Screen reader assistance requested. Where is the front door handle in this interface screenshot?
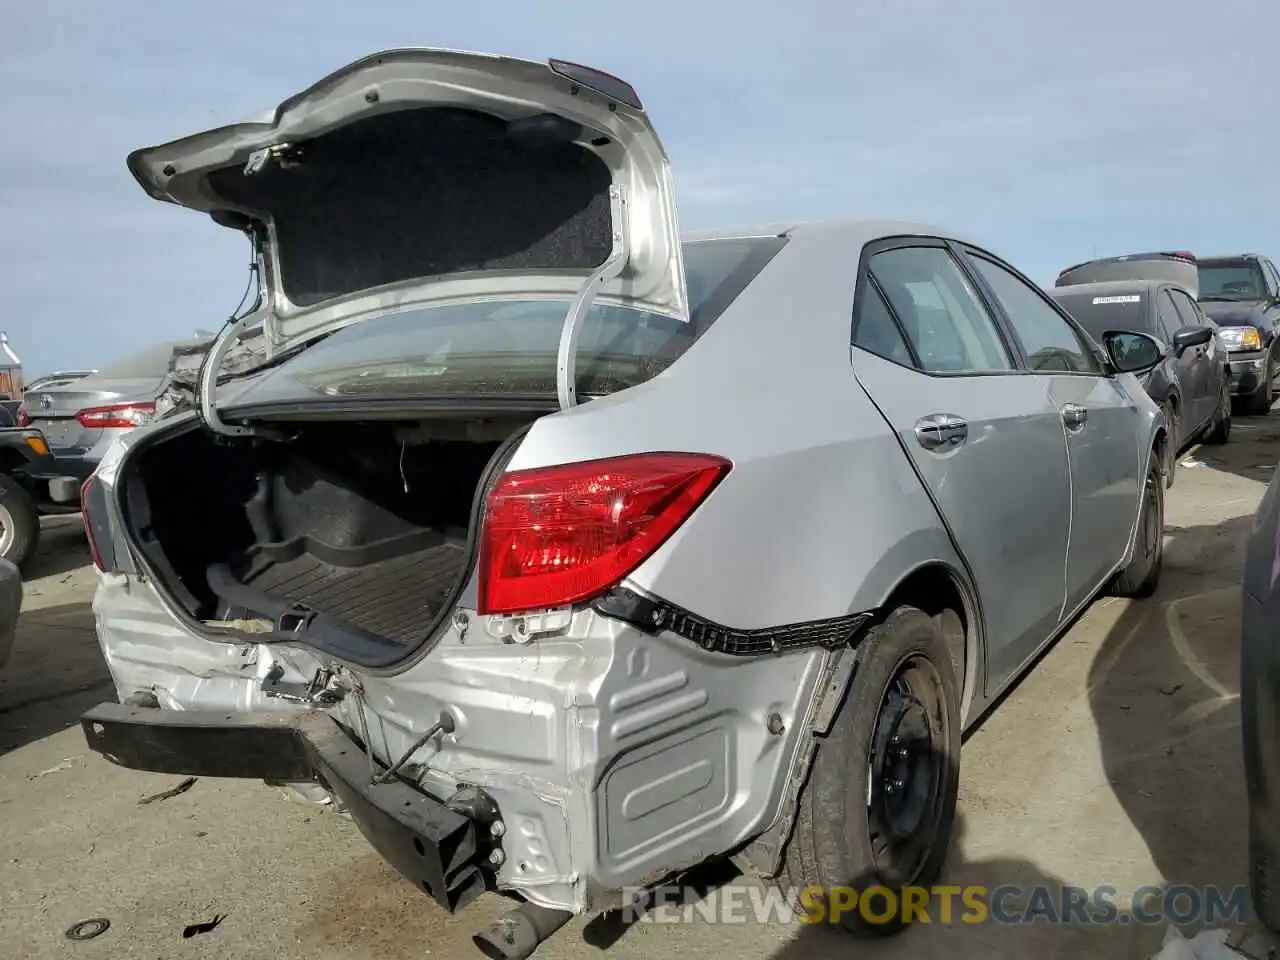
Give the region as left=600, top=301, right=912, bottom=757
left=1062, top=403, right=1088, bottom=430
left=914, top=414, right=969, bottom=451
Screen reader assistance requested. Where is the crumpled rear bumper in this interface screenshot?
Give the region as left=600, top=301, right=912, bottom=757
left=89, top=573, right=838, bottom=915
left=81, top=701, right=495, bottom=912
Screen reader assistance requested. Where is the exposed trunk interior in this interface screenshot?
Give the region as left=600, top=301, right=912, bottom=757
left=122, top=416, right=537, bottom=663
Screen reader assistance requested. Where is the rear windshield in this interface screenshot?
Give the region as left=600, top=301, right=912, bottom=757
left=1198, top=260, right=1265, bottom=301
left=255, top=236, right=786, bottom=400
left=1048, top=291, right=1152, bottom=342
left=1056, top=255, right=1196, bottom=293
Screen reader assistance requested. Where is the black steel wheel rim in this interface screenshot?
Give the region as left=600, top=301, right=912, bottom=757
left=866, top=653, right=948, bottom=885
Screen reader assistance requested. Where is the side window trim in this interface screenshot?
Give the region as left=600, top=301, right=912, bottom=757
left=954, top=243, right=1106, bottom=379
left=867, top=272, right=923, bottom=368
left=853, top=235, right=1020, bottom=379
left=1156, top=289, right=1183, bottom=340
left=1167, top=287, right=1203, bottom=328
left=850, top=273, right=922, bottom=370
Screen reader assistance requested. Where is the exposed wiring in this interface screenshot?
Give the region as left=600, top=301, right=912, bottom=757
left=194, top=229, right=261, bottom=399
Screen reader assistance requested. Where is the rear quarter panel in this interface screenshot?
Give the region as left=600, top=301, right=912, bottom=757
left=506, top=225, right=966, bottom=631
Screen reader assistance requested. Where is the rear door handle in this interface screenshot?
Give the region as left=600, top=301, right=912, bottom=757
left=1062, top=403, right=1088, bottom=430
left=914, top=414, right=968, bottom=451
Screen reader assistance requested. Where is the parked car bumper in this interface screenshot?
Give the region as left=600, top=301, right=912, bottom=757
left=18, top=452, right=103, bottom=505
left=81, top=572, right=834, bottom=914
left=1230, top=352, right=1270, bottom=396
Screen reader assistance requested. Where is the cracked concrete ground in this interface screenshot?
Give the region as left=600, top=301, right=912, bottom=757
left=2, top=417, right=1279, bottom=960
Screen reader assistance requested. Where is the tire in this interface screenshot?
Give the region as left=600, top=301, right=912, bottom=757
left=1203, top=383, right=1232, bottom=445
left=1251, top=816, right=1280, bottom=932
left=0, top=473, right=39, bottom=572
left=1159, top=402, right=1178, bottom=489
left=779, top=606, right=961, bottom=936
left=1110, top=457, right=1163, bottom=599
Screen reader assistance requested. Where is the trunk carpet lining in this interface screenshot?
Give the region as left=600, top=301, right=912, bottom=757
left=241, top=542, right=468, bottom=646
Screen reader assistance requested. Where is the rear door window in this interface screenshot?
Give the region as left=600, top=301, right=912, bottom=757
left=1156, top=291, right=1183, bottom=341
left=1167, top=288, right=1206, bottom=329
left=866, top=246, right=1014, bottom=374
left=852, top=281, right=915, bottom=367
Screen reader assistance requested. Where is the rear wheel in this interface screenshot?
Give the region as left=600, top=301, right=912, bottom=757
left=779, top=606, right=960, bottom=936
left=1109, top=457, right=1163, bottom=599
left=0, top=473, right=39, bottom=572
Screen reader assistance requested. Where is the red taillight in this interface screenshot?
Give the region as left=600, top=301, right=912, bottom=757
left=477, top=452, right=731, bottom=616
left=15, top=406, right=29, bottom=427
left=75, top=402, right=155, bottom=429
left=81, top=475, right=107, bottom=572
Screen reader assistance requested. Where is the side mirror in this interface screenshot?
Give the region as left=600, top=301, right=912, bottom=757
left=1171, top=325, right=1213, bottom=355
left=1102, top=330, right=1164, bottom=375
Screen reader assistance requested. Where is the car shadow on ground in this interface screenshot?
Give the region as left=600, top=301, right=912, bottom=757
left=1086, top=511, right=1255, bottom=936
left=761, top=816, right=1161, bottom=959
left=0, top=600, right=109, bottom=757
left=1182, top=412, right=1280, bottom=486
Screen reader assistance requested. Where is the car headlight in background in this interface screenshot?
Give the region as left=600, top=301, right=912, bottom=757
left=1218, top=326, right=1264, bottom=351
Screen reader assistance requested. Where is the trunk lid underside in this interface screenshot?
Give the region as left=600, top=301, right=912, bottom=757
left=126, top=48, right=689, bottom=354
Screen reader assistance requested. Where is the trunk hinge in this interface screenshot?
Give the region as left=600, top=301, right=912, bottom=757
left=198, top=228, right=267, bottom=437
left=556, top=185, right=629, bottom=411
left=198, top=313, right=260, bottom=437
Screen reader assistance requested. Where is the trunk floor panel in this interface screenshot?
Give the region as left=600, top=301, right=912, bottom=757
left=241, top=542, right=467, bottom=646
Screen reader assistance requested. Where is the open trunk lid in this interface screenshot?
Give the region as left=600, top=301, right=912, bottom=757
left=1055, top=252, right=1200, bottom=299
left=127, top=49, right=688, bottom=359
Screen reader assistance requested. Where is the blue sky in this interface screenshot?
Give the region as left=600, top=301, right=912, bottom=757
left=1, top=0, right=1272, bottom=378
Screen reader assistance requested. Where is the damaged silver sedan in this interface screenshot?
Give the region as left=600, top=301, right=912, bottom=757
left=80, top=48, right=1170, bottom=958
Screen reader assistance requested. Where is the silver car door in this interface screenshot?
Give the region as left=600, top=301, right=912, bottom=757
left=849, top=239, right=1072, bottom=694
left=963, top=248, right=1143, bottom=616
